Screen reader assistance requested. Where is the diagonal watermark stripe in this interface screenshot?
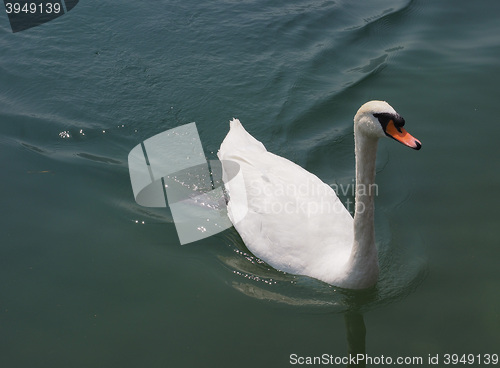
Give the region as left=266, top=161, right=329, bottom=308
left=128, top=123, right=246, bottom=245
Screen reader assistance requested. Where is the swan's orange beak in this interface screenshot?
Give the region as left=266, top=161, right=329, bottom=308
left=385, top=120, right=421, bottom=150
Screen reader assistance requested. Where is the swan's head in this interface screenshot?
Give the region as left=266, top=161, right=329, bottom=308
left=354, top=100, right=421, bottom=150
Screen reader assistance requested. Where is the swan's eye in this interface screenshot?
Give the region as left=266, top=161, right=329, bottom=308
left=373, top=113, right=393, bottom=128
left=373, top=113, right=405, bottom=133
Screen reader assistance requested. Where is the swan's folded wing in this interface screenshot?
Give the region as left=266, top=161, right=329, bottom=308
left=219, top=121, right=354, bottom=285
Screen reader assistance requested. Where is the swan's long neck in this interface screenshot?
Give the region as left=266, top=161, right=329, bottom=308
left=347, top=127, right=379, bottom=287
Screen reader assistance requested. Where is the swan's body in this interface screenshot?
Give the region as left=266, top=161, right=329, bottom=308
left=218, top=101, right=421, bottom=289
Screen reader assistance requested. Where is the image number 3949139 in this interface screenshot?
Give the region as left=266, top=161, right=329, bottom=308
left=3, top=0, right=79, bottom=33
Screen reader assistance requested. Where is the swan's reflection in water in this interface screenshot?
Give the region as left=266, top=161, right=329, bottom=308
left=231, top=280, right=371, bottom=367
left=345, top=312, right=366, bottom=368
left=218, top=231, right=427, bottom=367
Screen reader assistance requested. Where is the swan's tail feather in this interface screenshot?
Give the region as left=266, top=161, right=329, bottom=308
left=219, top=118, right=267, bottom=160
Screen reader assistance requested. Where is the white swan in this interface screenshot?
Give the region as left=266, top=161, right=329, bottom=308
left=218, top=101, right=421, bottom=289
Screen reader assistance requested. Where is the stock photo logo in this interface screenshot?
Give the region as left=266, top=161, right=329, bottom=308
left=128, top=123, right=247, bottom=245
left=4, top=0, right=79, bottom=33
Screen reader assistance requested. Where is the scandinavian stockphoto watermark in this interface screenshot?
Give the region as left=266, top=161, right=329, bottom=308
left=289, top=353, right=499, bottom=366
left=290, top=353, right=424, bottom=366
left=128, top=123, right=377, bottom=244
left=246, top=178, right=377, bottom=217
left=3, top=0, right=79, bottom=33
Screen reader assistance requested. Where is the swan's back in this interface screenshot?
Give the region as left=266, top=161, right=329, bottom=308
left=218, top=119, right=354, bottom=285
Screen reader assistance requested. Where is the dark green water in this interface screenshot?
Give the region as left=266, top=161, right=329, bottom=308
left=1, top=1, right=499, bottom=367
